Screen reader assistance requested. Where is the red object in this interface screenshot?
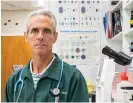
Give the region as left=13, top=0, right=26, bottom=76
left=107, top=24, right=111, bottom=38
left=121, top=68, right=128, bottom=81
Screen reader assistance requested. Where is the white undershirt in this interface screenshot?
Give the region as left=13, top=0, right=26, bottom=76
left=30, top=55, right=55, bottom=89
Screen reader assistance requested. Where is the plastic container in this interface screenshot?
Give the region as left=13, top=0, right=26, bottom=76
left=115, top=68, right=133, bottom=102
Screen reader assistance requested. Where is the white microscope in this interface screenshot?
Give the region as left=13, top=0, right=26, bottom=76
left=96, top=46, right=133, bottom=102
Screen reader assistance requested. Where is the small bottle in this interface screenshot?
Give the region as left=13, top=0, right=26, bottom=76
left=130, top=11, right=133, bottom=28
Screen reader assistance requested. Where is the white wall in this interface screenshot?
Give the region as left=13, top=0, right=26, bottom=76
left=1, top=11, right=31, bottom=35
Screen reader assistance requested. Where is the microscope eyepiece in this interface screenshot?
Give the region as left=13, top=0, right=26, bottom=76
left=102, top=46, right=132, bottom=66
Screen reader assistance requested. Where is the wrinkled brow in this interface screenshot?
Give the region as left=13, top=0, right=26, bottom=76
left=28, top=27, right=52, bottom=33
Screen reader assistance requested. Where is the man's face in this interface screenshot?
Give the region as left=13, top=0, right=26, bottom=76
left=24, top=15, right=58, bottom=55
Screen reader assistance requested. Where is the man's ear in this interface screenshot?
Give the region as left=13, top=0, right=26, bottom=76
left=24, top=32, right=28, bottom=43
left=53, top=32, right=58, bottom=44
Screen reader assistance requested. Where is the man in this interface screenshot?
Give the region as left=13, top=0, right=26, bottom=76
left=4, top=9, right=89, bottom=102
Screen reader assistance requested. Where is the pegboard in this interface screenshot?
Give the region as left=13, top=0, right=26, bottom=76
left=57, top=0, right=101, bottom=30
left=57, top=31, right=101, bottom=65
left=51, top=0, right=102, bottom=64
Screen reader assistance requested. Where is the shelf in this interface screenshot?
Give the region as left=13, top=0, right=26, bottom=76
left=110, top=31, right=122, bottom=42
left=112, top=0, right=122, bottom=12
left=124, top=0, right=133, bottom=10
left=124, top=28, right=133, bottom=36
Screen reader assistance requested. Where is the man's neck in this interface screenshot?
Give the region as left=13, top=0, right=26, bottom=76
left=32, top=53, right=54, bottom=74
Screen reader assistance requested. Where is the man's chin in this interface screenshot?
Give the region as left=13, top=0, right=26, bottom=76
left=34, top=51, right=47, bottom=56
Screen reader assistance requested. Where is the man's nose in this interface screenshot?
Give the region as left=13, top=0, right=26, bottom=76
left=37, top=31, right=44, bottom=40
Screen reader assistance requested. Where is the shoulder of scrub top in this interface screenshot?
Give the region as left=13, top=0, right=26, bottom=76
left=5, top=69, right=22, bottom=88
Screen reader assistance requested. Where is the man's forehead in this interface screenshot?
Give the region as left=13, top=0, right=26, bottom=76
left=28, top=15, right=53, bottom=30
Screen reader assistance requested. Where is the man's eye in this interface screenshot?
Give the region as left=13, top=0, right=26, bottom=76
left=44, top=30, right=51, bottom=34
left=32, top=29, right=38, bottom=33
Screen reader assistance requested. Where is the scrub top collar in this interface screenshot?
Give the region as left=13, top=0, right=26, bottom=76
left=30, top=54, right=56, bottom=77
left=21, top=54, right=62, bottom=82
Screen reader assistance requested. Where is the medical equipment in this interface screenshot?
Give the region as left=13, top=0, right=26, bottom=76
left=14, top=60, right=64, bottom=102
left=102, top=46, right=132, bottom=66
left=115, top=68, right=133, bottom=102
left=96, top=46, right=133, bottom=102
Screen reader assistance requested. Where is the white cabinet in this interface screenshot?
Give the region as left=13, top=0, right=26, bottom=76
left=107, top=0, right=133, bottom=55
left=123, top=0, right=133, bottom=55
left=106, top=0, right=123, bottom=51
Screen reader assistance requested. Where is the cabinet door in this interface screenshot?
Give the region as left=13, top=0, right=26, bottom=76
left=1, top=36, right=31, bottom=101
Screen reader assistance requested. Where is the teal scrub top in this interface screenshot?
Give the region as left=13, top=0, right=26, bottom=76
left=4, top=54, right=89, bottom=102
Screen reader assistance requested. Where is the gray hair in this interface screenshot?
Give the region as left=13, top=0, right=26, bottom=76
left=25, top=9, right=57, bottom=33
